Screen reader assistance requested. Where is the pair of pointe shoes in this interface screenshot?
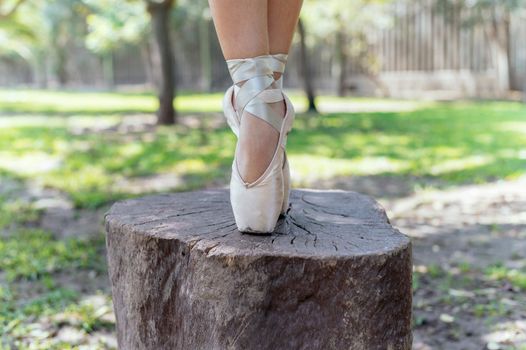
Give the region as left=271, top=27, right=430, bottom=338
left=222, top=54, right=294, bottom=234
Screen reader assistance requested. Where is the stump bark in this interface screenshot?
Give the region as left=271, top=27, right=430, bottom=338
left=104, top=188, right=413, bottom=350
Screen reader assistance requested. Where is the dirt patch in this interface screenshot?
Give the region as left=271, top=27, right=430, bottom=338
left=2, top=174, right=525, bottom=349
left=380, top=177, right=526, bottom=349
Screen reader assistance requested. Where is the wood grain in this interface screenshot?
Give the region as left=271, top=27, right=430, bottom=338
left=105, top=188, right=413, bottom=350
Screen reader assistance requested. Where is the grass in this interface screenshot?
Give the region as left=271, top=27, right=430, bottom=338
left=0, top=229, right=106, bottom=282
left=1, top=285, right=114, bottom=349
left=484, top=262, right=526, bottom=290
left=0, top=197, right=39, bottom=231
left=412, top=262, right=522, bottom=333
left=1, top=89, right=525, bottom=208
left=0, top=89, right=525, bottom=347
left=0, top=187, right=110, bottom=349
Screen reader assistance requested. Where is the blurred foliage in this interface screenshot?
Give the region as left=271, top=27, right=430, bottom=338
left=0, top=0, right=210, bottom=57
left=0, top=0, right=399, bottom=85
left=84, top=0, right=149, bottom=54
left=0, top=0, right=211, bottom=89
left=300, top=0, right=395, bottom=78
left=301, top=0, right=393, bottom=43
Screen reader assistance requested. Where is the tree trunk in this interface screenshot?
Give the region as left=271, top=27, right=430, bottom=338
left=140, top=41, right=156, bottom=90
left=102, top=51, right=114, bottom=88
left=32, top=51, right=48, bottom=88
left=105, top=188, right=413, bottom=349
left=147, top=0, right=176, bottom=125
left=297, top=18, right=318, bottom=113
left=51, top=39, right=68, bottom=87
left=502, top=10, right=517, bottom=91
left=336, top=30, right=348, bottom=97
left=199, top=18, right=212, bottom=92
left=487, top=6, right=510, bottom=95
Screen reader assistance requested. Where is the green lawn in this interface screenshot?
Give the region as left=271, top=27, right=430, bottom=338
left=0, top=89, right=525, bottom=348
left=0, top=89, right=524, bottom=208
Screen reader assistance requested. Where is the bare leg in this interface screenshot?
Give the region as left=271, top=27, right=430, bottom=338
left=268, top=0, right=303, bottom=81
left=209, top=0, right=302, bottom=183
left=209, top=0, right=278, bottom=183
left=208, top=0, right=268, bottom=59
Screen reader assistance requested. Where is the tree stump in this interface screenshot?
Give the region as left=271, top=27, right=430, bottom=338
left=104, top=189, right=413, bottom=350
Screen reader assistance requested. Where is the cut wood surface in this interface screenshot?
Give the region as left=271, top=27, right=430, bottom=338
left=105, top=188, right=413, bottom=350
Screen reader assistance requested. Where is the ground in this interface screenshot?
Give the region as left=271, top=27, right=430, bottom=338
left=0, top=89, right=525, bottom=349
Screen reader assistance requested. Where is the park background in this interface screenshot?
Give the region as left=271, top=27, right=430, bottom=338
left=1, top=0, right=526, bottom=349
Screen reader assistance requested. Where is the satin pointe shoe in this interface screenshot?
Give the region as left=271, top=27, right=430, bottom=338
left=222, top=54, right=292, bottom=216
left=224, top=55, right=295, bottom=234
left=267, top=54, right=291, bottom=216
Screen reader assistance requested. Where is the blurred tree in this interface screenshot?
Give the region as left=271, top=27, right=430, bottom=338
left=85, top=0, right=177, bottom=124
left=301, top=0, right=393, bottom=97
left=84, top=0, right=149, bottom=87
left=297, top=18, right=317, bottom=112
left=438, top=0, right=526, bottom=93
left=0, top=0, right=26, bottom=18
left=45, top=0, right=89, bottom=85
left=146, top=0, right=176, bottom=125
left=0, top=11, right=35, bottom=60
left=172, top=0, right=213, bottom=92
left=0, top=0, right=88, bottom=87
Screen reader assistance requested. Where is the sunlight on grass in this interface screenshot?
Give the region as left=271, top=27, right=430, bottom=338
left=0, top=182, right=113, bottom=349
left=0, top=229, right=105, bottom=281
left=1, top=90, right=525, bottom=349
left=429, top=155, right=495, bottom=175
left=499, top=121, right=526, bottom=134
left=308, top=95, right=430, bottom=113
left=0, top=89, right=157, bottom=113
left=482, top=320, right=526, bottom=347
left=290, top=154, right=409, bottom=183
left=0, top=90, right=525, bottom=208
left=1, top=286, right=114, bottom=349
left=0, top=88, right=430, bottom=115
left=484, top=263, right=526, bottom=290
left=0, top=195, right=39, bottom=230
left=0, top=152, right=61, bottom=175
left=0, top=89, right=222, bottom=114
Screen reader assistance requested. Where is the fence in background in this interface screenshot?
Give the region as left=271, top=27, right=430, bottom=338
left=365, top=1, right=526, bottom=97
left=1, top=1, right=525, bottom=99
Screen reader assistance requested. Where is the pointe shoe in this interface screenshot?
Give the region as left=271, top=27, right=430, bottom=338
left=224, top=55, right=295, bottom=234
left=222, top=54, right=291, bottom=216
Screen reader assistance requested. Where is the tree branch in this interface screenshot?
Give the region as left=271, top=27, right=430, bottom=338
left=0, top=0, right=26, bottom=19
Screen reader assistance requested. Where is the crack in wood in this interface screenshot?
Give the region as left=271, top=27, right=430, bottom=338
left=197, top=221, right=237, bottom=236
left=290, top=216, right=318, bottom=247
left=300, top=193, right=323, bottom=207
left=187, top=238, right=203, bottom=250
left=165, top=208, right=221, bottom=218
left=132, top=217, right=166, bottom=226
left=105, top=189, right=413, bottom=348
left=204, top=242, right=221, bottom=256
left=191, top=218, right=233, bottom=232
left=297, top=292, right=316, bottom=304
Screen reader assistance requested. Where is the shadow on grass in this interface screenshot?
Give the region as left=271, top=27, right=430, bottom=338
left=0, top=99, right=524, bottom=208
left=289, top=103, right=526, bottom=184
left=1, top=97, right=525, bottom=348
